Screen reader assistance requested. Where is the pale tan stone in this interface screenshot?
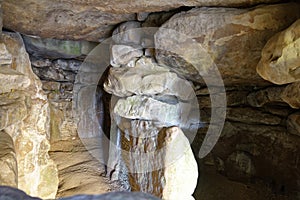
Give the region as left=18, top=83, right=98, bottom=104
left=1, top=32, right=58, bottom=199
left=105, top=57, right=195, bottom=101
left=0, top=67, right=31, bottom=94
left=0, top=131, right=17, bottom=187
left=163, top=127, right=198, bottom=200
left=257, top=19, right=300, bottom=84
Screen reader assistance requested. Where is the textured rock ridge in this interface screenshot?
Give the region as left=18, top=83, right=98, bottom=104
left=257, top=19, right=300, bottom=85
left=0, top=131, right=17, bottom=187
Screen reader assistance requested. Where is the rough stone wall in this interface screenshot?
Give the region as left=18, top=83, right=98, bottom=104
left=30, top=56, right=81, bottom=142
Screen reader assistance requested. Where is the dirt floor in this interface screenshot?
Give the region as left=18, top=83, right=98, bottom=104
left=49, top=138, right=298, bottom=199
left=194, top=164, right=299, bottom=200
left=49, top=138, right=124, bottom=198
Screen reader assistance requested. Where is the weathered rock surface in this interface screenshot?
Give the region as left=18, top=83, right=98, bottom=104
left=105, top=57, right=194, bottom=101
left=0, top=100, right=27, bottom=130
left=281, top=82, right=300, bottom=109
left=118, top=119, right=164, bottom=197
left=155, top=3, right=300, bottom=86
left=110, top=45, right=143, bottom=67
left=246, top=87, right=285, bottom=107
left=114, top=95, right=192, bottom=127
left=163, top=127, right=198, bottom=200
left=0, top=43, right=12, bottom=65
left=226, top=107, right=282, bottom=125
left=23, top=35, right=98, bottom=59
left=2, top=0, right=285, bottom=16
left=117, top=119, right=198, bottom=199
left=2, top=1, right=287, bottom=41
left=112, top=21, right=142, bottom=46
left=287, top=112, right=300, bottom=137
left=0, top=131, right=17, bottom=187
left=0, top=32, right=59, bottom=199
left=257, top=19, right=300, bottom=85
left=2, top=1, right=135, bottom=41
left=0, top=67, right=31, bottom=93
left=49, top=139, right=114, bottom=198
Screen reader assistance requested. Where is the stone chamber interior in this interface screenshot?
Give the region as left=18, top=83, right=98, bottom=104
left=0, top=0, right=300, bottom=200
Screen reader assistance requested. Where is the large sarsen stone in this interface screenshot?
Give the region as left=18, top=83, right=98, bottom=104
left=155, top=3, right=300, bottom=86
left=257, top=19, right=300, bottom=85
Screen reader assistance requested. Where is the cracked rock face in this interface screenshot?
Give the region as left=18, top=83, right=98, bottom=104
left=257, top=19, right=300, bottom=85
left=105, top=57, right=195, bottom=101
left=155, top=3, right=300, bottom=86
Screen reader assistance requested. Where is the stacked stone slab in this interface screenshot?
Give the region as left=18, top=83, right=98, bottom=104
left=105, top=23, right=199, bottom=199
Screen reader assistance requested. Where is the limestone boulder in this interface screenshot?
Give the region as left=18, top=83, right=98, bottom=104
left=281, top=82, right=300, bottom=109
left=163, top=127, right=198, bottom=200
left=2, top=1, right=286, bottom=41
left=104, top=57, right=195, bottom=101
left=2, top=1, right=135, bottom=41
left=155, top=3, right=300, bottom=86
left=110, top=45, right=143, bottom=67
left=0, top=32, right=58, bottom=199
left=0, top=131, right=17, bottom=187
left=113, top=95, right=194, bottom=127
left=257, top=20, right=300, bottom=85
